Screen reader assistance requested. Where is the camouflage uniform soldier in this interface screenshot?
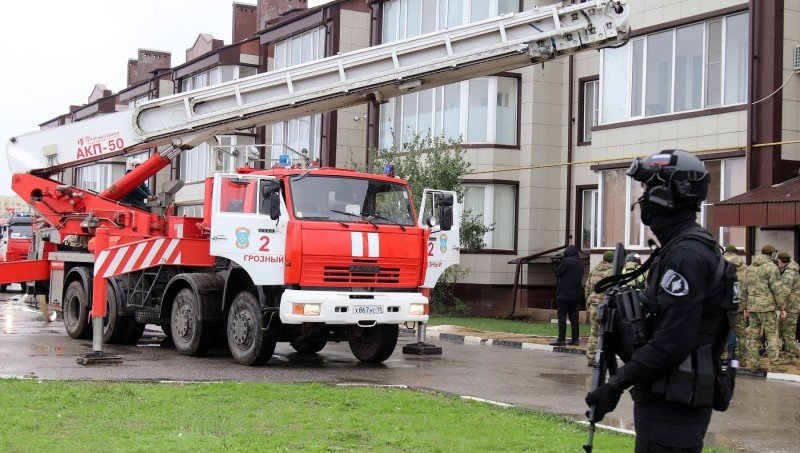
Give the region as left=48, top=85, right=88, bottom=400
left=622, top=253, right=646, bottom=288
left=776, top=251, right=799, bottom=362
left=585, top=251, right=614, bottom=366
left=723, top=245, right=749, bottom=360
left=740, top=245, right=785, bottom=371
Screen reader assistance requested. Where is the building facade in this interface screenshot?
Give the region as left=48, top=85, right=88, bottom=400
left=34, top=0, right=800, bottom=318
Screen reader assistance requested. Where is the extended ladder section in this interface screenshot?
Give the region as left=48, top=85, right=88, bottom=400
left=5, top=0, right=629, bottom=174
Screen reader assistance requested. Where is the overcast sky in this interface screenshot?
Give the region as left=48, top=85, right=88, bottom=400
left=0, top=0, right=330, bottom=196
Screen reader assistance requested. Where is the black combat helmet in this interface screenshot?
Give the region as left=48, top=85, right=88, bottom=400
left=627, top=150, right=710, bottom=224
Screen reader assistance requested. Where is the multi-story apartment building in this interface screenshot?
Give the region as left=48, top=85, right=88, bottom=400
left=32, top=0, right=799, bottom=319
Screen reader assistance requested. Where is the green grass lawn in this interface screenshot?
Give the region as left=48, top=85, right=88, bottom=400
left=0, top=379, right=633, bottom=452
left=428, top=316, right=591, bottom=338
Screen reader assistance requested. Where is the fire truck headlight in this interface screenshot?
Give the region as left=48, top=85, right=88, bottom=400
left=410, top=303, right=428, bottom=316
left=293, top=303, right=321, bottom=316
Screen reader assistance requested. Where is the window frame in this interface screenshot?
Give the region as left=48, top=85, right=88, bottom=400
left=599, top=11, right=748, bottom=125
left=577, top=76, right=599, bottom=146
left=177, top=65, right=258, bottom=92
left=382, top=0, right=518, bottom=44
left=379, top=75, right=520, bottom=151
left=595, top=156, right=747, bottom=250
left=461, top=180, right=518, bottom=254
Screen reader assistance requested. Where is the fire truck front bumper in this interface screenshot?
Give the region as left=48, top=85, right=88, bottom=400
left=279, top=290, right=429, bottom=325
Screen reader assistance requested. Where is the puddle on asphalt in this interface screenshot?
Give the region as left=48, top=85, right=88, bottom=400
left=3, top=299, right=17, bottom=334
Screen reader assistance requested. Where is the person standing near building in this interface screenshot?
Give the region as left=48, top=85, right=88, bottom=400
left=585, top=250, right=614, bottom=366
left=551, top=245, right=584, bottom=347
left=723, top=245, right=749, bottom=361
left=776, top=251, right=799, bottom=363
left=740, top=245, right=786, bottom=372
left=622, top=253, right=646, bottom=288
left=585, top=150, right=730, bottom=451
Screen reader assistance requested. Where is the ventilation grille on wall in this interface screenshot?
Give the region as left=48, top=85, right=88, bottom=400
left=795, top=45, right=800, bottom=71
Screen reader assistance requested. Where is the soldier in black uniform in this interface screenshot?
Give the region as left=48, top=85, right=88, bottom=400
left=585, top=150, right=729, bottom=452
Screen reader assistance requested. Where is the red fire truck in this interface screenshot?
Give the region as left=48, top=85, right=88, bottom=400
left=1, top=1, right=629, bottom=364
left=0, top=214, right=34, bottom=292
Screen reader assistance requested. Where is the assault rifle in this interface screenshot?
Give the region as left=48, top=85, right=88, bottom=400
left=583, top=242, right=626, bottom=453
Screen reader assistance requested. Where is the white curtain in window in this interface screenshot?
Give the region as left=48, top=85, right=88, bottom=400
left=645, top=31, right=673, bottom=116
left=674, top=24, right=704, bottom=112
left=601, top=46, right=629, bottom=123
left=724, top=13, right=749, bottom=105
left=492, top=185, right=515, bottom=250
left=496, top=77, right=517, bottom=145
left=467, top=79, right=489, bottom=142
left=705, top=19, right=723, bottom=107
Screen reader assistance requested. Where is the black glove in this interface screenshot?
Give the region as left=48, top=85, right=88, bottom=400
left=585, top=375, right=624, bottom=422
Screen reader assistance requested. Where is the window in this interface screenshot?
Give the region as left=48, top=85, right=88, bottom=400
left=271, top=114, right=323, bottom=163
left=596, top=157, right=747, bottom=249
left=379, top=76, right=518, bottom=150
left=274, top=26, right=326, bottom=70
left=127, top=94, right=150, bottom=110
left=177, top=205, right=204, bottom=217
left=382, top=0, right=517, bottom=44
left=580, top=188, right=599, bottom=250
left=179, top=143, right=210, bottom=183
left=219, top=176, right=259, bottom=214
left=463, top=183, right=516, bottom=251
left=75, top=164, right=115, bottom=192
left=600, top=12, right=748, bottom=123
left=179, top=65, right=257, bottom=92
left=579, top=79, right=599, bottom=143
left=214, top=135, right=258, bottom=172
left=289, top=176, right=415, bottom=226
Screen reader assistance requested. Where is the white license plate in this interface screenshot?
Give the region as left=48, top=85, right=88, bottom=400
left=352, top=305, right=384, bottom=315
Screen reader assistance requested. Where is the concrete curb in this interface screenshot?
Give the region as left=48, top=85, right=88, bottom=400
left=427, top=329, right=799, bottom=384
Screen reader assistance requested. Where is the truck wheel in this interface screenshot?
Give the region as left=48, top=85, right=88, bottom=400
left=122, top=322, right=146, bottom=345
left=227, top=291, right=277, bottom=366
left=103, top=286, right=130, bottom=344
left=290, top=337, right=327, bottom=354
left=63, top=281, right=91, bottom=339
left=0, top=284, right=6, bottom=293
left=170, top=288, right=212, bottom=356
left=348, top=324, right=399, bottom=363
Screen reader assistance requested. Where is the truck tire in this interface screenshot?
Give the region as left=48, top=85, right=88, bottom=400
left=122, top=322, right=146, bottom=345
left=63, top=280, right=91, bottom=339
left=227, top=291, right=277, bottom=366
left=103, top=286, right=130, bottom=344
left=170, top=288, right=212, bottom=357
left=290, top=337, right=327, bottom=354
left=0, top=284, right=6, bottom=293
left=348, top=324, right=399, bottom=363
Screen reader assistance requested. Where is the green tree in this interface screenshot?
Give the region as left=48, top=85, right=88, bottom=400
left=354, top=132, right=492, bottom=315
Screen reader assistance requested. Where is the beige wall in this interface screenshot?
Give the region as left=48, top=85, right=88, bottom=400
left=336, top=9, right=371, bottom=168
left=782, top=1, right=800, bottom=161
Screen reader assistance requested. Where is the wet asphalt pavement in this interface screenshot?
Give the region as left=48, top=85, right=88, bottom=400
left=1, top=292, right=798, bottom=452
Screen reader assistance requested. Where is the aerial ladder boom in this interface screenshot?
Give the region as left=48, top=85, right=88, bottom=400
left=5, top=0, right=629, bottom=182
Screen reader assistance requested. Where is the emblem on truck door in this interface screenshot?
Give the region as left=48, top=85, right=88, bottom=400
left=234, top=227, right=251, bottom=249
left=439, top=234, right=448, bottom=253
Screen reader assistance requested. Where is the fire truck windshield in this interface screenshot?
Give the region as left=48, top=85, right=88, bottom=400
left=290, top=176, right=414, bottom=226
left=8, top=224, right=32, bottom=238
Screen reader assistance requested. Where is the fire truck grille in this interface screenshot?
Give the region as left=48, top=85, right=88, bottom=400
left=323, top=265, right=401, bottom=284
left=301, top=257, right=419, bottom=287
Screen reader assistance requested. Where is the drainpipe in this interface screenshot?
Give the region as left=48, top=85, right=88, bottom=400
left=745, top=1, right=756, bottom=264
left=565, top=55, right=575, bottom=245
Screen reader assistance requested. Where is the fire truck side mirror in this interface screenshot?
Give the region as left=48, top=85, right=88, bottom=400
left=269, top=192, right=281, bottom=221
left=440, top=193, right=454, bottom=231
left=261, top=180, right=282, bottom=221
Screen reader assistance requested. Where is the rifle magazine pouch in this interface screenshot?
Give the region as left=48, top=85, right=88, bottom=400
left=614, top=289, right=649, bottom=362
left=653, top=345, right=715, bottom=408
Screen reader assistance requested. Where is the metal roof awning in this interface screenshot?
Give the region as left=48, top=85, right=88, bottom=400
left=711, top=176, right=800, bottom=227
